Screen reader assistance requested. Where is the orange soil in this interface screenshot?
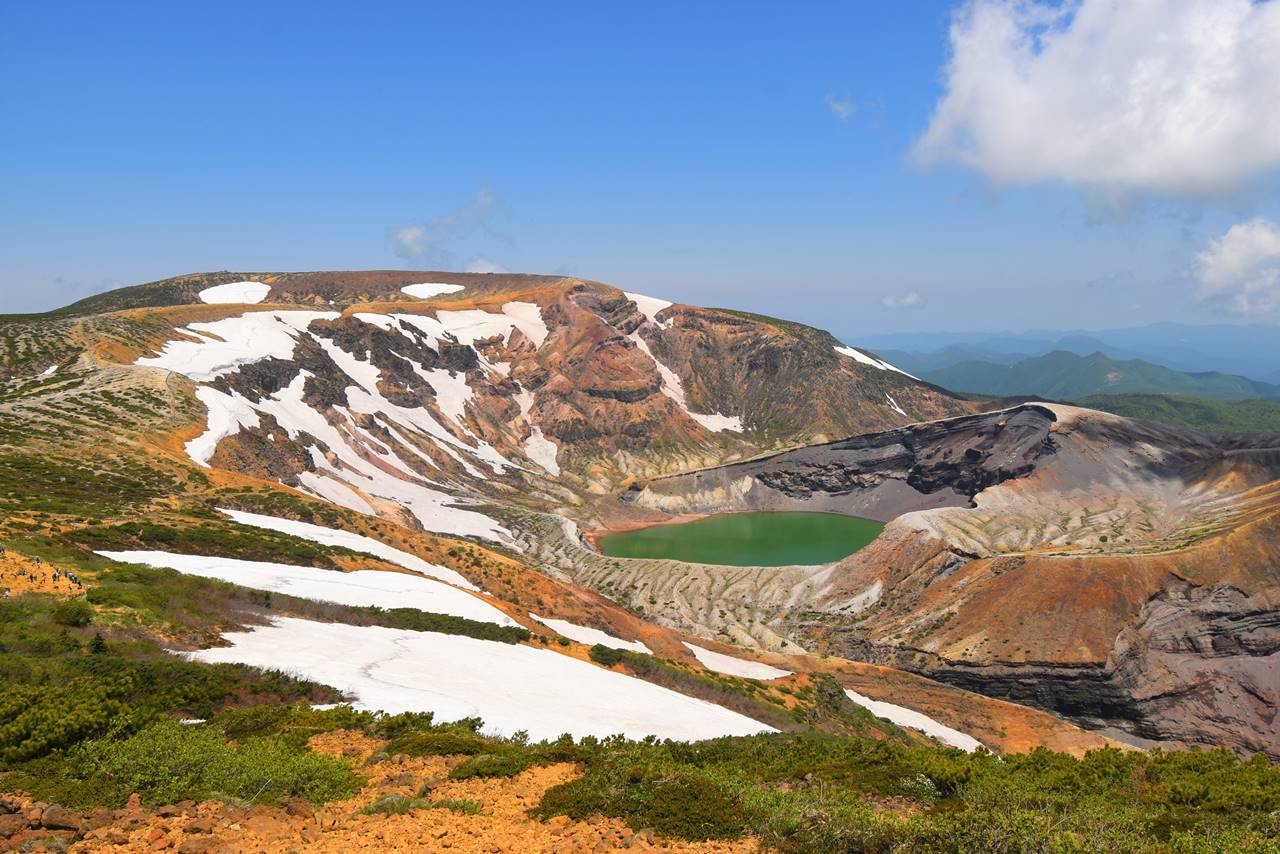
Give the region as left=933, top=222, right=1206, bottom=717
left=580, top=511, right=711, bottom=550
left=0, top=552, right=84, bottom=598
left=46, top=730, right=765, bottom=854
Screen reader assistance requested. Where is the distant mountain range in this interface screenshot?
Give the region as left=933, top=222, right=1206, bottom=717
left=913, top=350, right=1280, bottom=402
left=856, top=322, right=1280, bottom=384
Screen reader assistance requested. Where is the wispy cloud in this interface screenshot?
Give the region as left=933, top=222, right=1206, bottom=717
left=1195, top=218, right=1280, bottom=316
left=390, top=188, right=506, bottom=260
left=824, top=94, right=855, bottom=122
left=465, top=258, right=506, bottom=274
left=910, top=0, right=1280, bottom=201
left=881, top=291, right=924, bottom=310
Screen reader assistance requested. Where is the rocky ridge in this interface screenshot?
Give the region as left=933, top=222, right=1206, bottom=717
left=614, top=404, right=1280, bottom=755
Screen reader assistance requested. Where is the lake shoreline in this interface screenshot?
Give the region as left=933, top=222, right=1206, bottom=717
left=591, top=510, right=885, bottom=567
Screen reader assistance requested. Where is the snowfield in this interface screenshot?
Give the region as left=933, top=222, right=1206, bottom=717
left=625, top=291, right=673, bottom=328
left=198, top=281, right=272, bottom=304
left=530, top=613, right=651, bottom=653
left=843, top=689, right=983, bottom=752
left=834, top=345, right=917, bottom=379
left=402, top=283, right=466, bottom=299
left=191, top=617, right=775, bottom=741
left=513, top=388, right=560, bottom=475
left=218, top=508, right=477, bottom=589
left=96, top=550, right=514, bottom=626
left=436, top=302, right=549, bottom=349
left=683, top=642, right=791, bottom=680
left=295, top=471, right=375, bottom=515
left=135, top=297, right=550, bottom=540
left=138, top=311, right=337, bottom=382
left=159, top=316, right=511, bottom=539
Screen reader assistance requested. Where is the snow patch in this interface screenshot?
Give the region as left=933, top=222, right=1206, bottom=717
left=522, top=428, right=561, bottom=476
left=627, top=333, right=742, bottom=433
left=530, top=613, right=651, bottom=653
left=624, top=292, right=673, bottom=328
left=689, top=412, right=744, bottom=432
left=683, top=642, right=791, bottom=680
left=138, top=311, right=337, bottom=381
left=97, top=550, right=512, bottom=625
left=843, top=689, right=983, bottom=752
left=401, top=282, right=466, bottom=299
left=185, top=386, right=260, bottom=466
left=436, top=302, right=548, bottom=349
left=296, top=471, right=375, bottom=515
left=514, top=388, right=560, bottom=475
left=497, top=301, right=550, bottom=348
left=418, top=368, right=472, bottom=425
left=198, top=281, right=271, bottom=305
left=191, top=617, right=776, bottom=741
left=885, top=393, right=907, bottom=417
left=218, top=508, right=477, bottom=589
left=137, top=310, right=512, bottom=541
left=834, top=345, right=918, bottom=380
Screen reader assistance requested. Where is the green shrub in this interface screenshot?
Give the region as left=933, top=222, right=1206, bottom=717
left=388, top=730, right=491, bottom=758
left=588, top=644, right=625, bottom=667
left=375, top=608, right=531, bottom=644
left=448, top=752, right=532, bottom=780
left=537, top=767, right=747, bottom=841
left=53, top=597, right=93, bottom=627
left=430, top=797, right=484, bottom=815
left=360, top=793, right=428, bottom=815
left=10, top=719, right=360, bottom=808
left=210, top=703, right=373, bottom=751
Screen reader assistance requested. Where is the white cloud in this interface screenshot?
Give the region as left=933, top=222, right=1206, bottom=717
left=881, top=291, right=923, bottom=310
left=1195, top=218, right=1280, bottom=316
left=391, top=188, right=500, bottom=259
left=825, top=94, right=855, bottom=121
left=390, top=224, right=429, bottom=257
left=465, top=258, right=506, bottom=274
left=911, top=0, right=1280, bottom=199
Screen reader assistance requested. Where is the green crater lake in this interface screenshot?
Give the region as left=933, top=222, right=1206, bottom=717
left=597, top=511, right=884, bottom=567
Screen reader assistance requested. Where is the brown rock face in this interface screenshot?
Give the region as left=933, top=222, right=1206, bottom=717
left=630, top=403, right=1280, bottom=756
left=123, top=272, right=969, bottom=523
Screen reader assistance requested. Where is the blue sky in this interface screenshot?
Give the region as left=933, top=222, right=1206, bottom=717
left=3, top=0, right=1279, bottom=335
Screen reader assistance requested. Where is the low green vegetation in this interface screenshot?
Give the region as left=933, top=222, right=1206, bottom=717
left=0, top=452, right=180, bottom=516
left=0, top=593, right=352, bottom=809
left=533, top=733, right=1280, bottom=853
left=1074, top=393, right=1280, bottom=434
left=72, top=519, right=361, bottom=570
left=360, top=793, right=430, bottom=815
left=448, top=752, right=534, bottom=780
left=15, top=720, right=361, bottom=808
left=206, top=705, right=1280, bottom=851
left=2, top=647, right=1278, bottom=852
left=371, top=608, right=531, bottom=644
left=586, top=645, right=903, bottom=738
left=429, top=797, right=485, bottom=815
left=0, top=594, right=334, bottom=765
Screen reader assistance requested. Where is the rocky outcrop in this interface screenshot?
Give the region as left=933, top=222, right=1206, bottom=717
left=826, top=577, right=1280, bottom=756
left=619, top=404, right=1280, bottom=756
left=635, top=406, right=1059, bottom=520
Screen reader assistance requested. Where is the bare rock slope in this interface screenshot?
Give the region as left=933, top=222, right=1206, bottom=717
left=625, top=404, right=1280, bottom=755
